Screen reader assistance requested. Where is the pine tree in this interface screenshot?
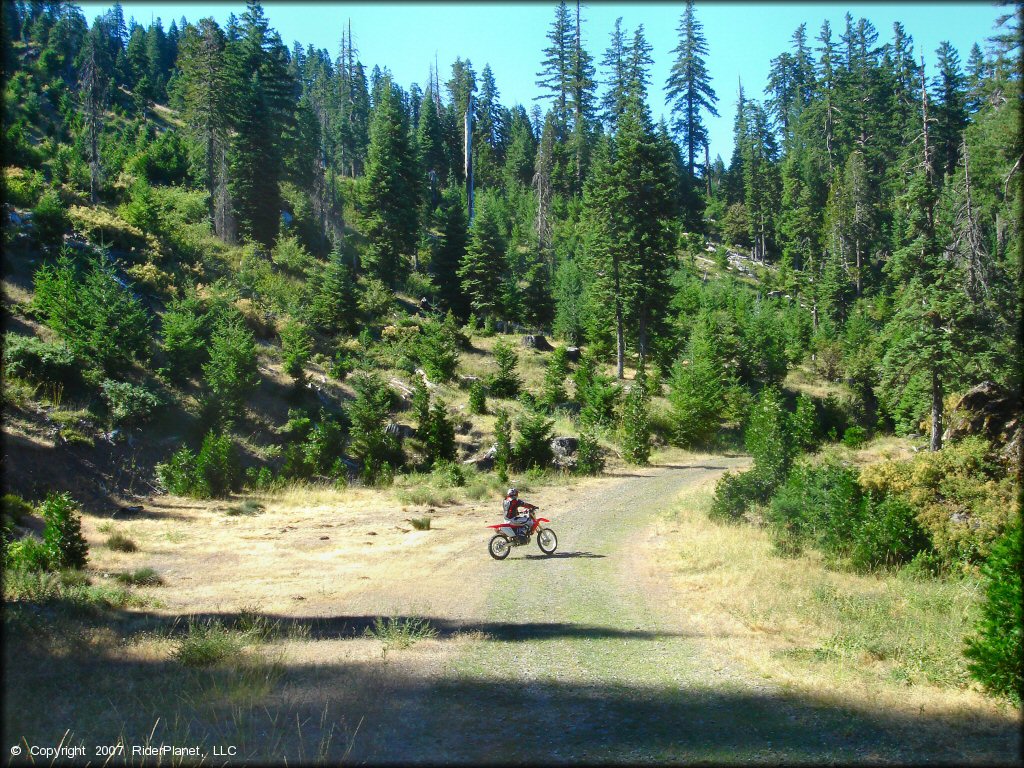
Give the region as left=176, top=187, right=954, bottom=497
left=308, top=245, right=357, bottom=335
left=425, top=400, right=456, bottom=466
left=665, top=0, right=719, bottom=176
left=361, top=74, right=420, bottom=283
left=599, top=17, right=629, bottom=132
left=176, top=18, right=233, bottom=240
left=494, top=407, right=512, bottom=482
left=541, top=346, right=570, bottom=410
left=348, top=373, right=400, bottom=484
left=458, top=194, right=507, bottom=320
left=668, top=313, right=725, bottom=447
left=621, top=363, right=651, bottom=465
left=535, top=1, right=572, bottom=127
left=226, top=1, right=294, bottom=247
left=931, top=41, right=969, bottom=183
left=433, top=189, right=470, bottom=319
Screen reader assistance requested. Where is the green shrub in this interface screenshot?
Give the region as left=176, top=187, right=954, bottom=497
left=226, top=500, right=265, bottom=517
left=363, top=616, right=437, bottom=651
left=468, top=380, right=487, bottom=414
left=156, top=432, right=239, bottom=499
left=330, top=349, right=353, bottom=381
left=574, top=353, right=619, bottom=428
left=271, top=234, right=313, bottom=275
left=194, top=431, right=240, bottom=498
left=106, top=532, right=137, bottom=552
left=202, top=318, right=258, bottom=425
left=156, top=446, right=197, bottom=496
left=541, top=347, right=569, bottom=409
left=859, top=437, right=1016, bottom=564
left=789, top=394, right=818, bottom=452
left=432, top=460, right=466, bottom=488
left=575, top=429, right=605, bottom=475
left=32, top=188, right=69, bottom=246
left=280, top=317, right=313, bottom=383
left=5, top=167, right=44, bottom=207
left=348, top=373, right=401, bottom=485
left=842, top=426, right=868, bottom=448
left=514, top=408, right=554, bottom=470
left=489, top=339, right=521, bottom=398
left=745, top=387, right=792, bottom=490
left=417, top=316, right=460, bottom=382
left=5, top=537, right=52, bottom=571
left=621, top=367, right=651, bottom=466
left=425, top=402, right=457, bottom=467
left=410, top=517, right=432, bottom=531
left=3, top=334, right=81, bottom=387
left=964, top=525, right=1023, bottom=702
left=40, top=492, right=88, bottom=570
left=494, top=408, right=512, bottom=483
left=33, top=253, right=151, bottom=372
left=302, top=416, right=346, bottom=476
left=100, top=379, right=163, bottom=427
left=710, top=469, right=770, bottom=522
left=173, top=620, right=245, bottom=667
left=160, top=294, right=208, bottom=379
left=850, top=494, right=931, bottom=572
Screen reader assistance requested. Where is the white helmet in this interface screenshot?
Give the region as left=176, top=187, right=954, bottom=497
left=507, top=487, right=518, bottom=499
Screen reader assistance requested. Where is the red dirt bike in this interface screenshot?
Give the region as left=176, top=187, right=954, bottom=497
left=487, top=510, right=558, bottom=560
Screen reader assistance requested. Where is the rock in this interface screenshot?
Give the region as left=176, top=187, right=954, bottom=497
left=456, top=419, right=473, bottom=436
left=385, top=422, right=417, bottom=440
left=413, top=368, right=436, bottom=389
left=564, top=346, right=581, bottom=362
left=943, top=381, right=1018, bottom=446
left=523, top=334, right=553, bottom=351
left=463, top=444, right=497, bottom=470
left=550, top=436, right=579, bottom=470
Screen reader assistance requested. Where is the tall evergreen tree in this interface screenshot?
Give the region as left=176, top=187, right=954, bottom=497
left=361, top=74, right=420, bottom=283
left=665, top=0, right=719, bottom=175
left=458, top=194, right=507, bottom=320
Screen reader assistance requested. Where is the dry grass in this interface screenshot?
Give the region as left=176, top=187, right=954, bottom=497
left=784, top=364, right=855, bottom=402
left=648, top=474, right=1015, bottom=722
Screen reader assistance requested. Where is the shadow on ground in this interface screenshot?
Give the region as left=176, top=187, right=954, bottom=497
left=521, top=551, right=605, bottom=560
left=4, top=601, right=1019, bottom=766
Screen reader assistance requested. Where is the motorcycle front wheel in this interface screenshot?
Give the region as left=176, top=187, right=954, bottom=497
left=537, top=527, right=558, bottom=555
left=489, top=534, right=511, bottom=560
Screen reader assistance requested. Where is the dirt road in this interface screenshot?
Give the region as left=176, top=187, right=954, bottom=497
left=306, top=460, right=1018, bottom=765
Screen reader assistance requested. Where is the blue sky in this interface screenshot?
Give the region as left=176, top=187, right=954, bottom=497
left=79, top=1, right=1005, bottom=160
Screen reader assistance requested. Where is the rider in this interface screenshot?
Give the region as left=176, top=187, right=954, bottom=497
left=502, top=487, right=536, bottom=540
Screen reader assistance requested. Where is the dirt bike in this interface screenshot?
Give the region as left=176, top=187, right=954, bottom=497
left=487, top=510, right=558, bottom=560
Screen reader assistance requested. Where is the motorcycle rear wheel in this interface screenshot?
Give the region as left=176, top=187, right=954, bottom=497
left=537, top=527, right=558, bottom=555
left=489, top=534, right=511, bottom=560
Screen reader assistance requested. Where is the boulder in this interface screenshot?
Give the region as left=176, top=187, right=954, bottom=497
left=943, top=381, right=1018, bottom=446
left=550, top=436, right=579, bottom=470
left=564, top=346, right=581, bottom=362
left=463, top=444, right=497, bottom=471
left=385, top=422, right=417, bottom=441
left=523, top=334, right=554, bottom=351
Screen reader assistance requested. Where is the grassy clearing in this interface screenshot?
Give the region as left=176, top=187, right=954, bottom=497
left=659, top=474, right=1008, bottom=717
